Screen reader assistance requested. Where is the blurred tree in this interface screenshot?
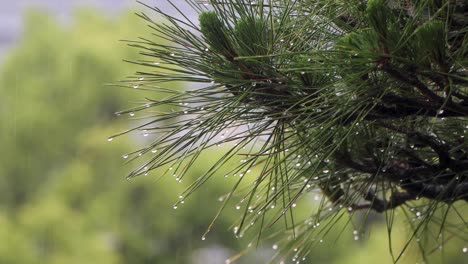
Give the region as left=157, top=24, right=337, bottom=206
left=118, top=0, right=468, bottom=263
left=0, top=9, right=253, bottom=264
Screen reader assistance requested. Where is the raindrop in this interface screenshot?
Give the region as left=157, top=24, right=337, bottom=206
left=353, top=230, right=358, bottom=235
left=292, top=203, right=297, bottom=208
left=173, top=205, right=178, bottom=209
left=151, top=149, right=157, bottom=153
left=201, top=236, right=206, bottom=241
left=323, top=169, right=329, bottom=173
left=463, top=247, right=467, bottom=253
left=129, top=112, right=135, bottom=117
left=179, top=195, right=184, bottom=199
left=272, top=244, right=278, bottom=250
left=107, top=137, right=114, bottom=142
left=236, top=205, right=241, bottom=210
left=438, top=109, right=444, bottom=114
left=296, top=163, right=301, bottom=167
left=133, top=84, right=139, bottom=89
left=301, top=71, right=305, bottom=75
left=354, top=235, right=359, bottom=241
left=122, top=155, right=128, bottom=159
left=139, top=77, right=145, bottom=81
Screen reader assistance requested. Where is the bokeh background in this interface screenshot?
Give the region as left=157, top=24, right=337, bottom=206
left=0, top=1, right=466, bottom=263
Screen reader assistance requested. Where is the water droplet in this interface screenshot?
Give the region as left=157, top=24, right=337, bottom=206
left=272, top=244, right=278, bottom=250
left=107, top=137, right=113, bottom=142
left=301, top=71, right=305, bottom=75
left=201, top=236, right=206, bottom=240
left=151, top=149, right=157, bottom=153
left=354, top=235, right=359, bottom=241
left=347, top=207, right=353, bottom=212
left=296, top=163, right=301, bottom=167
left=139, top=77, right=145, bottom=81
left=236, top=205, right=241, bottom=210
left=122, top=154, right=128, bottom=159
left=438, top=109, right=444, bottom=114
left=129, top=112, right=135, bottom=117
left=416, top=211, right=421, bottom=217
left=462, top=247, right=467, bottom=253
left=323, top=169, right=329, bottom=173
left=179, top=195, right=184, bottom=199
left=133, top=85, right=139, bottom=89
left=173, top=205, right=178, bottom=209
left=292, top=203, right=297, bottom=208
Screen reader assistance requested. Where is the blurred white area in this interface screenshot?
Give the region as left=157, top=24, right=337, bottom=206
left=0, top=0, right=196, bottom=63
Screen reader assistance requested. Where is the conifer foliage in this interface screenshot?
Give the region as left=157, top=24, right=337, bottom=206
left=115, top=0, right=467, bottom=261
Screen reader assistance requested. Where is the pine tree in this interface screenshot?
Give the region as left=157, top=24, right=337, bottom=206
left=114, top=0, right=467, bottom=262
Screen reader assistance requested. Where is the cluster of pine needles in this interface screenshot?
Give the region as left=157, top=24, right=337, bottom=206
left=111, top=0, right=467, bottom=262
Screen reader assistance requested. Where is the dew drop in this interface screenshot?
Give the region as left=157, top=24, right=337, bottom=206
left=173, top=205, right=178, bottom=209
left=107, top=137, right=113, bottom=142
left=139, top=77, right=145, bottom=81
left=463, top=247, right=467, bottom=253
left=133, top=85, right=139, bottom=89
left=292, top=203, right=297, bottom=208
left=151, top=149, right=157, bottom=153
left=122, top=154, right=128, bottom=159
left=438, top=109, right=444, bottom=114
left=129, top=112, right=135, bottom=117
left=272, top=244, right=278, bottom=250
left=323, top=170, right=329, bottom=173
left=201, top=236, right=206, bottom=241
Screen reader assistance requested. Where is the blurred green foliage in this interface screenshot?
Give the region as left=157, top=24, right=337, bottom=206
left=0, top=9, right=465, bottom=264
